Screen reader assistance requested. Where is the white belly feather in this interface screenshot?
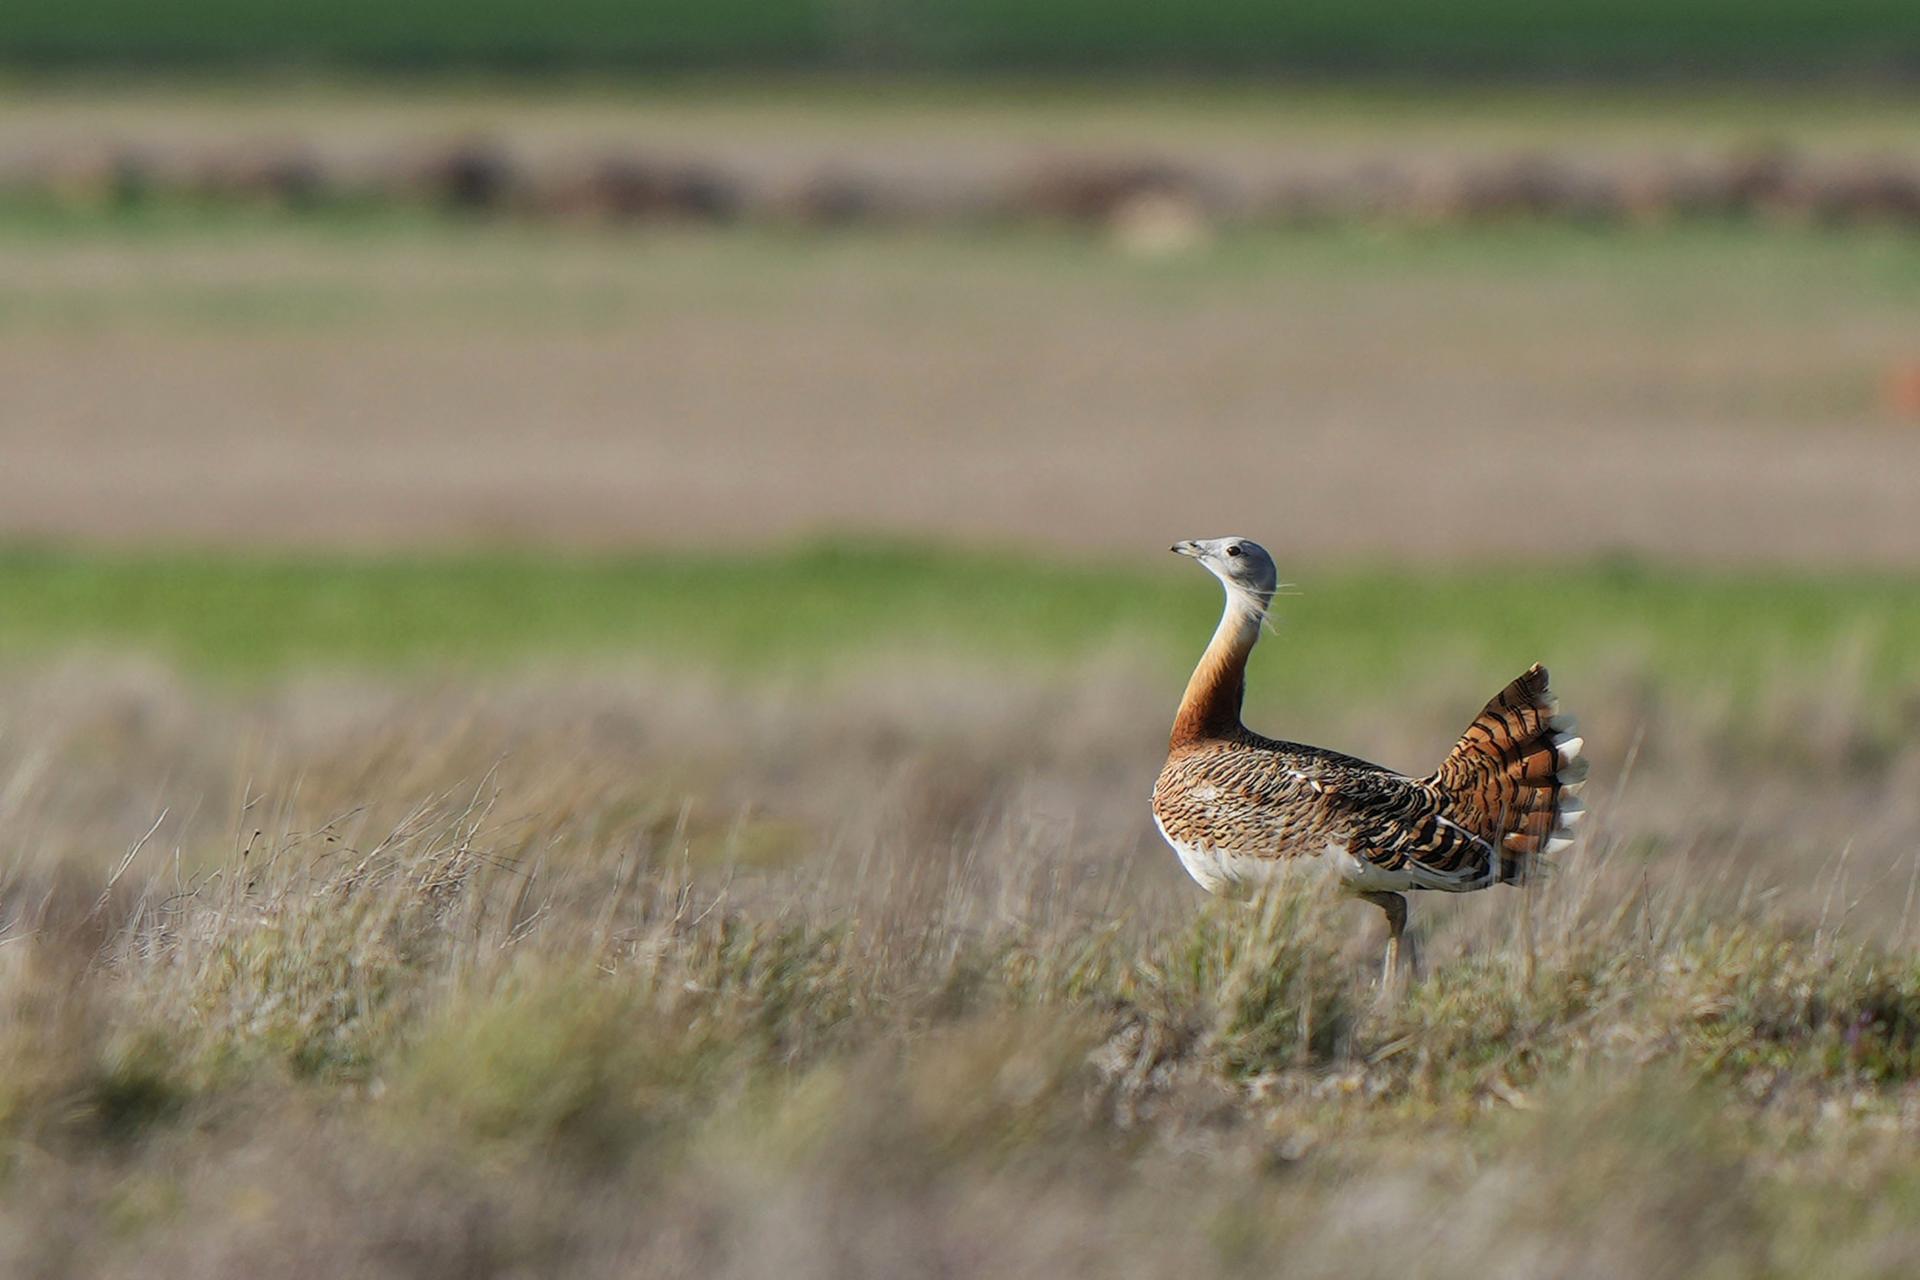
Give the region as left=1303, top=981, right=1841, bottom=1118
left=1152, top=813, right=1416, bottom=898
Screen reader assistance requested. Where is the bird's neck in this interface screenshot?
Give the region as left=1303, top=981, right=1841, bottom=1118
left=1170, top=591, right=1267, bottom=749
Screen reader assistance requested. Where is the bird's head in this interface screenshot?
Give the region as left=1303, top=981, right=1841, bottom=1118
left=1171, top=536, right=1279, bottom=611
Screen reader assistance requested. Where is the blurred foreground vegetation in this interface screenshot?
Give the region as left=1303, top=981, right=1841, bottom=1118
left=0, top=655, right=1915, bottom=1276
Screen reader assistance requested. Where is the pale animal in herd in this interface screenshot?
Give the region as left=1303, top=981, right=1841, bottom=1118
left=1151, top=537, right=1589, bottom=983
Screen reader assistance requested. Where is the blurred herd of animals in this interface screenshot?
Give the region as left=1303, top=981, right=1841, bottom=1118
left=13, top=130, right=1920, bottom=231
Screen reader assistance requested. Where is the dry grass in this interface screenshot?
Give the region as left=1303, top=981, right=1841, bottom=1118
left=0, top=657, right=1916, bottom=1276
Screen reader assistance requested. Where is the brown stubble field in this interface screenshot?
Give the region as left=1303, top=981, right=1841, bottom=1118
left=3, top=225, right=1920, bottom=562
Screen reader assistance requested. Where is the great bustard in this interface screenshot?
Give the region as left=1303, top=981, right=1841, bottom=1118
left=1151, top=537, right=1589, bottom=983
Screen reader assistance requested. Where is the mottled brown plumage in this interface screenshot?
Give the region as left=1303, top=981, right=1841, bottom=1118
left=1152, top=537, right=1589, bottom=983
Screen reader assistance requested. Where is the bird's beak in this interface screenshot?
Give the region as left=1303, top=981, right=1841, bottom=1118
left=1170, top=540, right=1202, bottom=558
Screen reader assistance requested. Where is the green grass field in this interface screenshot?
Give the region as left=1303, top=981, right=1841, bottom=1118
left=1, top=545, right=1915, bottom=711
left=6, top=0, right=1920, bottom=70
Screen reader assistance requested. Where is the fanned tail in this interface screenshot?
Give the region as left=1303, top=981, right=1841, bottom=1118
left=1426, top=663, right=1589, bottom=883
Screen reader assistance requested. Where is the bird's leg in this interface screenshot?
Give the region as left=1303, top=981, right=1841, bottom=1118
left=1359, top=891, right=1412, bottom=991
left=1404, top=906, right=1426, bottom=982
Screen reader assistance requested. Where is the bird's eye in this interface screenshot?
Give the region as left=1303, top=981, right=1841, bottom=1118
left=1226, top=545, right=1243, bottom=557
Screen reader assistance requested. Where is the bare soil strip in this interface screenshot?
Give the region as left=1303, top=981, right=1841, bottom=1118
left=3, top=226, right=1917, bottom=564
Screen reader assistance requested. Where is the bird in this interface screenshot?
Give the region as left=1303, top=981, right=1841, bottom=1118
left=1151, top=537, right=1589, bottom=985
